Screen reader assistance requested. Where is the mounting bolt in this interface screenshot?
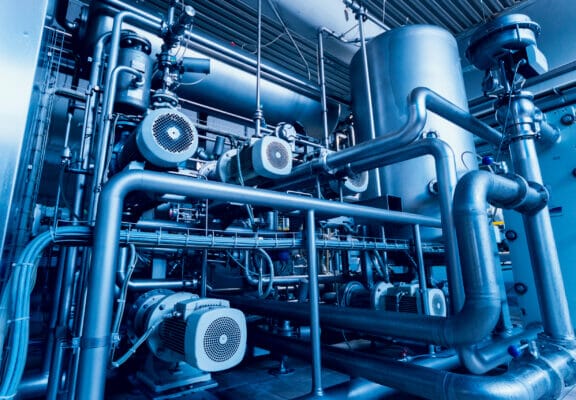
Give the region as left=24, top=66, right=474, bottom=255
left=560, top=114, right=575, bottom=126
left=505, top=230, right=518, bottom=241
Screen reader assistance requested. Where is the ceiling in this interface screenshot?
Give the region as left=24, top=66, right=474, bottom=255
left=77, top=0, right=530, bottom=103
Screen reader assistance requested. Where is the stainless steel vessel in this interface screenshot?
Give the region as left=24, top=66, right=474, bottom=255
left=351, top=25, right=477, bottom=238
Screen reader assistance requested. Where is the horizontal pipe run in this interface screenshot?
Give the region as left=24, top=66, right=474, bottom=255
left=229, top=171, right=550, bottom=347
left=227, top=295, right=488, bottom=347
left=77, top=169, right=441, bottom=399
left=95, top=0, right=324, bottom=100
left=50, top=224, right=441, bottom=253
left=325, top=88, right=503, bottom=172
left=284, top=88, right=503, bottom=186
left=347, top=138, right=464, bottom=312
left=251, top=329, right=575, bottom=400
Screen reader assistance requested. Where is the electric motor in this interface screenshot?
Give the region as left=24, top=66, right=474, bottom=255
left=372, top=283, right=447, bottom=317
left=130, top=291, right=247, bottom=372
left=216, top=135, right=292, bottom=185
left=115, top=108, right=199, bottom=171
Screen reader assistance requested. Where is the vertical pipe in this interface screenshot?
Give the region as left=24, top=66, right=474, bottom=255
left=88, top=65, right=143, bottom=223
left=201, top=249, right=208, bottom=298
left=254, top=0, right=263, bottom=137
left=52, top=110, right=74, bottom=229
left=318, top=29, right=330, bottom=147
left=413, top=224, right=429, bottom=315
left=509, top=138, right=574, bottom=340
left=356, top=6, right=381, bottom=197
left=47, top=245, right=78, bottom=399
left=76, top=189, right=125, bottom=399
left=44, top=250, right=68, bottom=375
left=306, top=210, right=323, bottom=396
left=87, top=12, right=159, bottom=223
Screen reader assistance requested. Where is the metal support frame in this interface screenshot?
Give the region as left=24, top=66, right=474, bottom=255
left=75, top=169, right=439, bottom=399
left=0, top=0, right=50, bottom=270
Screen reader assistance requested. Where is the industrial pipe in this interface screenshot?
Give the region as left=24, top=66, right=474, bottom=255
left=348, top=138, right=463, bottom=312
left=326, top=87, right=503, bottom=170
left=285, top=87, right=502, bottom=184
left=318, top=28, right=330, bottom=147
left=508, top=136, right=574, bottom=341
left=55, top=0, right=77, bottom=31
left=273, top=139, right=460, bottom=310
left=88, top=7, right=156, bottom=221
left=458, top=325, right=541, bottom=375
left=76, top=169, right=440, bottom=399
left=251, top=329, right=576, bottom=400
left=91, top=0, right=340, bottom=134
left=306, top=210, right=323, bottom=396
left=229, top=171, right=548, bottom=347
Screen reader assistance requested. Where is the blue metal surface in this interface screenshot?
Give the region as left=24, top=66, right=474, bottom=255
left=0, top=0, right=50, bottom=270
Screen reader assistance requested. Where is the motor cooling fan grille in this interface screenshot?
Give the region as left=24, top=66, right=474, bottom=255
left=152, top=112, right=196, bottom=153
left=265, top=141, right=290, bottom=170
left=348, top=171, right=368, bottom=187
left=203, top=316, right=242, bottom=362
left=429, top=292, right=446, bottom=316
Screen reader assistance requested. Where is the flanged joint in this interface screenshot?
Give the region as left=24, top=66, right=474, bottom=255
left=495, top=92, right=542, bottom=140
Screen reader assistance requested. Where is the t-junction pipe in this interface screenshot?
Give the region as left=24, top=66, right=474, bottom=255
left=271, top=138, right=463, bottom=311
left=228, top=170, right=549, bottom=347
left=75, top=169, right=440, bottom=399
left=325, top=87, right=503, bottom=172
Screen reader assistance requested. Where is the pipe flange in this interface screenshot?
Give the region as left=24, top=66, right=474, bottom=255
left=319, top=148, right=337, bottom=175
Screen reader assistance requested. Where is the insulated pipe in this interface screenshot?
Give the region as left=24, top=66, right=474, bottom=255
left=277, top=138, right=464, bottom=313
left=228, top=171, right=547, bottom=346
left=251, top=329, right=576, bottom=400
left=326, top=88, right=503, bottom=170
left=286, top=87, right=502, bottom=183
left=458, top=325, right=542, bottom=375
left=76, top=169, right=440, bottom=399
left=508, top=137, right=574, bottom=341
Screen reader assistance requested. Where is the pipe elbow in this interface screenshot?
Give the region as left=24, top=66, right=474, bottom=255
left=458, top=346, right=496, bottom=375
left=442, top=299, right=501, bottom=346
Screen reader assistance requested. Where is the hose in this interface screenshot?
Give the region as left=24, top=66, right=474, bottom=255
left=0, top=226, right=91, bottom=398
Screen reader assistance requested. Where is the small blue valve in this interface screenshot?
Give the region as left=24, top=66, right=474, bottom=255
left=482, top=155, right=495, bottom=166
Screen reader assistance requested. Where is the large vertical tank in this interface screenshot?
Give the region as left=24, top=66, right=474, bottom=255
left=350, top=25, right=477, bottom=239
